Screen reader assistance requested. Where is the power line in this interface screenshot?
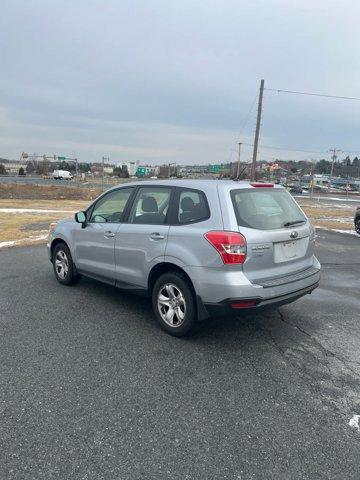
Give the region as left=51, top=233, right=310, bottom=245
left=241, top=142, right=360, bottom=155
left=237, top=93, right=258, bottom=137
left=241, top=142, right=326, bottom=154
left=265, top=88, right=360, bottom=101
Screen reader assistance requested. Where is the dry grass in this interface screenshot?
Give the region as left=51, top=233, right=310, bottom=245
left=297, top=199, right=354, bottom=231
left=0, top=198, right=88, bottom=210
left=0, top=183, right=101, bottom=201
left=313, top=219, right=353, bottom=230
left=301, top=205, right=354, bottom=218
left=0, top=212, right=70, bottom=245
left=0, top=185, right=93, bottom=247
left=0, top=185, right=93, bottom=246
left=0, top=198, right=89, bottom=246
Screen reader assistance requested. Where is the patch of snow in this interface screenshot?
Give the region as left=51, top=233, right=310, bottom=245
left=316, top=227, right=359, bottom=236
left=316, top=217, right=352, bottom=223
left=296, top=195, right=360, bottom=203
left=0, top=240, right=16, bottom=248
left=0, top=233, right=48, bottom=249
left=349, top=415, right=360, bottom=432
left=0, top=208, right=74, bottom=214
left=325, top=197, right=360, bottom=202
left=305, top=203, right=354, bottom=210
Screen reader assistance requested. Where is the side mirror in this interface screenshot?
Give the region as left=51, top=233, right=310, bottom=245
left=75, top=211, right=87, bottom=228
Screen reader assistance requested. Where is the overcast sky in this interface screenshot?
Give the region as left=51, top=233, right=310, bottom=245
left=1, top=0, right=360, bottom=164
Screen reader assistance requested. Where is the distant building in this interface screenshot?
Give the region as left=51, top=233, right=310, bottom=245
left=1, top=161, right=27, bottom=174
left=103, top=166, right=114, bottom=175
left=300, top=174, right=330, bottom=188
left=118, top=161, right=139, bottom=177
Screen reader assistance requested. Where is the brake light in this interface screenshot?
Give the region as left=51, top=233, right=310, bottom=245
left=204, top=231, right=247, bottom=264
left=250, top=183, right=274, bottom=188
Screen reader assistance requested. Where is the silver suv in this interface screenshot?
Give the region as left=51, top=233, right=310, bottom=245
left=48, top=180, right=321, bottom=336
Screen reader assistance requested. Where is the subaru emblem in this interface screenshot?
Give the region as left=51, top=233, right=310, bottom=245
left=290, top=231, right=298, bottom=239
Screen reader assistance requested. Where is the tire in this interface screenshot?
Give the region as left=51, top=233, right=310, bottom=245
left=355, top=217, right=360, bottom=235
left=152, top=272, right=196, bottom=337
left=52, top=242, right=81, bottom=285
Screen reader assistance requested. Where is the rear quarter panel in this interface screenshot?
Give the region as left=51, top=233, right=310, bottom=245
left=164, top=185, right=224, bottom=268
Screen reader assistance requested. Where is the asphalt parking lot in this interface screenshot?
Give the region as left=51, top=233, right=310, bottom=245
left=0, top=230, right=359, bottom=479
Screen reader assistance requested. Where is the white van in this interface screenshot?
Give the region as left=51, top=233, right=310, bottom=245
left=53, top=170, right=73, bottom=180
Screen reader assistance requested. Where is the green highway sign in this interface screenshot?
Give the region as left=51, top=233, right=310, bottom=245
left=136, top=167, right=147, bottom=176
left=58, top=156, right=66, bottom=160
left=210, top=164, right=220, bottom=173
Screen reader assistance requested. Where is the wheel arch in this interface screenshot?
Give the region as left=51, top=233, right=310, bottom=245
left=50, top=237, right=70, bottom=258
left=147, top=262, right=209, bottom=321
left=148, top=262, right=196, bottom=296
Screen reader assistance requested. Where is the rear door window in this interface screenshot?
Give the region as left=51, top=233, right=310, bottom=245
left=177, top=189, right=209, bottom=224
left=231, top=188, right=306, bottom=230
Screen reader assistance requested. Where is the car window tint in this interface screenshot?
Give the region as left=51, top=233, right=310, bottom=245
left=89, top=188, right=133, bottom=223
left=178, top=189, right=208, bottom=224
left=129, top=187, right=171, bottom=225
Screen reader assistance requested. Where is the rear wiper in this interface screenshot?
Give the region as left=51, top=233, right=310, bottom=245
left=283, top=219, right=306, bottom=227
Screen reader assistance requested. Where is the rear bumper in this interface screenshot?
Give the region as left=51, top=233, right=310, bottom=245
left=202, top=281, right=319, bottom=318
left=185, top=257, right=321, bottom=320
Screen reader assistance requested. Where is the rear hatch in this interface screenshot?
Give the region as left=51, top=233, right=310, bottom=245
left=231, top=186, right=315, bottom=284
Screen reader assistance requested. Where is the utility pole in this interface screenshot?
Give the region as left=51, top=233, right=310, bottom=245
left=251, top=79, right=265, bottom=181
left=236, top=142, right=242, bottom=179
left=310, top=163, right=315, bottom=198
left=75, top=158, right=78, bottom=186
left=329, top=148, right=340, bottom=180
left=102, top=156, right=105, bottom=191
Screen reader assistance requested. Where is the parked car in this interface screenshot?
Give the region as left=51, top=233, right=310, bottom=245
left=289, top=185, right=303, bottom=194
left=355, top=206, right=360, bottom=234
left=47, top=180, right=321, bottom=336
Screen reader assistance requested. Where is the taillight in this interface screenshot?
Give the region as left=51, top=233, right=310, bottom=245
left=204, top=231, right=247, bottom=264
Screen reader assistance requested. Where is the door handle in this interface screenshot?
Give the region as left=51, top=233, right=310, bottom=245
left=150, top=232, right=165, bottom=240
left=104, top=231, right=115, bottom=239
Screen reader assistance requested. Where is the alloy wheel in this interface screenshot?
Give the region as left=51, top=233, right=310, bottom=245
left=157, top=283, right=186, bottom=327
left=55, top=250, right=69, bottom=279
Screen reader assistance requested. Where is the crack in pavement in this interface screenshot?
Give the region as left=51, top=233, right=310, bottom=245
left=277, top=309, right=360, bottom=378
left=261, top=309, right=360, bottom=416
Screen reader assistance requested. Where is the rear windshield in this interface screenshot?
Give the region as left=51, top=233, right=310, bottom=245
left=231, top=188, right=306, bottom=230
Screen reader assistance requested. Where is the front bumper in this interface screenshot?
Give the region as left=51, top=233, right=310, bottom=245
left=46, top=242, right=52, bottom=261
